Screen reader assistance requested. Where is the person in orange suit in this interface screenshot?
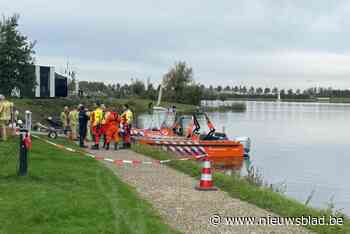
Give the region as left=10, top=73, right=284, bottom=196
left=105, top=110, right=121, bottom=150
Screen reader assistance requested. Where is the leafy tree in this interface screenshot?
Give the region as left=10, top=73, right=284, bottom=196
left=163, top=61, right=193, bottom=103
left=264, top=87, right=271, bottom=94
left=130, top=79, right=145, bottom=96
left=272, top=87, right=278, bottom=95
left=0, top=14, right=36, bottom=97
left=79, top=81, right=110, bottom=96
left=249, top=86, right=255, bottom=94
left=256, top=87, right=263, bottom=95
left=183, top=84, right=203, bottom=105
left=216, top=85, right=222, bottom=92
left=145, top=83, right=157, bottom=100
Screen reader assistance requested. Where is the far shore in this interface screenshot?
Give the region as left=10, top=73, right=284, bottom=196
left=204, top=97, right=350, bottom=104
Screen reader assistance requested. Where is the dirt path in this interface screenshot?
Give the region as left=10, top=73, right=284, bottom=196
left=88, top=148, right=312, bottom=234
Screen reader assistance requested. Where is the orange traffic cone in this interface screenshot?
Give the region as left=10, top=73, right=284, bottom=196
left=195, top=157, right=218, bottom=191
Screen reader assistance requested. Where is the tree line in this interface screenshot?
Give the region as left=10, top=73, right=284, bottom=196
left=78, top=74, right=350, bottom=105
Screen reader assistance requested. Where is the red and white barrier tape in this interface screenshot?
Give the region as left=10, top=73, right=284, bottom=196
left=32, top=135, right=206, bottom=166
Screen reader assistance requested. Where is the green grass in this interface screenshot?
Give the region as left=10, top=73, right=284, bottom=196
left=132, top=144, right=350, bottom=234
left=0, top=137, right=180, bottom=234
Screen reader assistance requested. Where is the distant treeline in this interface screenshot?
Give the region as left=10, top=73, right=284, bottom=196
left=76, top=77, right=350, bottom=105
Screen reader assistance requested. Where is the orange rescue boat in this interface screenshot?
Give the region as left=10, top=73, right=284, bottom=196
left=132, top=112, right=251, bottom=161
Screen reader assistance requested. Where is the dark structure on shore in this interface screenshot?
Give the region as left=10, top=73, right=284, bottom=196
left=33, top=65, right=68, bottom=98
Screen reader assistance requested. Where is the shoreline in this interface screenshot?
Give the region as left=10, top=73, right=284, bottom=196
left=203, top=97, right=350, bottom=104
left=132, top=144, right=350, bottom=234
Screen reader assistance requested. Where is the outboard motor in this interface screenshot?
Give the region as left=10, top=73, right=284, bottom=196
left=234, top=136, right=251, bottom=156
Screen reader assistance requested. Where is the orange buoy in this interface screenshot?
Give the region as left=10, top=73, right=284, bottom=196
left=195, top=157, right=218, bottom=191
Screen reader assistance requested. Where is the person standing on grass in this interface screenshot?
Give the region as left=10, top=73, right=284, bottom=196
left=104, top=108, right=121, bottom=150
left=100, top=104, right=108, bottom=148
left=121, top=104, right=133, bottom=148
left=78, top=104, right=89, bottom=148
left=60, top=106, right=70, bottom=136
left=69, top=106, right=79, bottom=141
left=90, top=102, right=103, bottom=150
left=0, top=95, right=14, bottom=141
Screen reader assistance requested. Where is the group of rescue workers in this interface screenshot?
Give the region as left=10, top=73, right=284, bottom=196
left=60, top=101, right=133, bottom=150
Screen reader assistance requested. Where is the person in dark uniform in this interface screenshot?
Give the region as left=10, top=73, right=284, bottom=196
left=78, top=104, right=89, bottom=148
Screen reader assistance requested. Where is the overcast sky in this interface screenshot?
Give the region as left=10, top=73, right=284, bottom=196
left=2, top=0, right=350, bottom=88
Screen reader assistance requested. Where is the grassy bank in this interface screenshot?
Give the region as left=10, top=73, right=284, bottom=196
left=0, top=138, right=179, bottom=234
left=11, top=97, right=196, bottom=123
left=330, top=98, right=350, bottom=103
left=132, top=144, right=350, bottom=234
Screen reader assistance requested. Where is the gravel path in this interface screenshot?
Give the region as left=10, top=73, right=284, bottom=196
left=88, top=148, right=313, bottom=234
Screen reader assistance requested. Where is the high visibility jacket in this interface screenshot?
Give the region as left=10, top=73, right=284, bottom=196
left=69, top=110, right=79, bottom=125
left=91, top=108, right=103, bottom=126
left=121, top=109, right=133, bottom=124
left=60, top=112, right=69, bottom=127
left=0, top=100, right=13, bottom=121
left=101, top=111, right=109, bottom=125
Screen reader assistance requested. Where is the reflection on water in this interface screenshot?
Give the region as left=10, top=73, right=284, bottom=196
left=213, top=157, right=245, bottom=171
left=214, top=157, right=250, bottom=176
left=138, top=101, right=350, bottom=215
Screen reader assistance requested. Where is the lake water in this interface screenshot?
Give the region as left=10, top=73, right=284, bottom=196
left=139, top=101, right=350, bottom=215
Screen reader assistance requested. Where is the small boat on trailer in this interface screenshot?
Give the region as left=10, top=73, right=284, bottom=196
left=132, top=110, right=251, bottom=161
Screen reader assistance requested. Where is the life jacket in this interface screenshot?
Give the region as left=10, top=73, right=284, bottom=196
left=121, top=109, right=133, bottom=124
left=69, top=110, right=79, bottom=124
left=101, top=111, right=109, bottom=125
left=92, top=108, right=103, bottom=126
left=90, top=111, right=95, bottom=127
left=0, top=100, right=13, bottom=121
left=60, top=111, right=70, bottom=126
